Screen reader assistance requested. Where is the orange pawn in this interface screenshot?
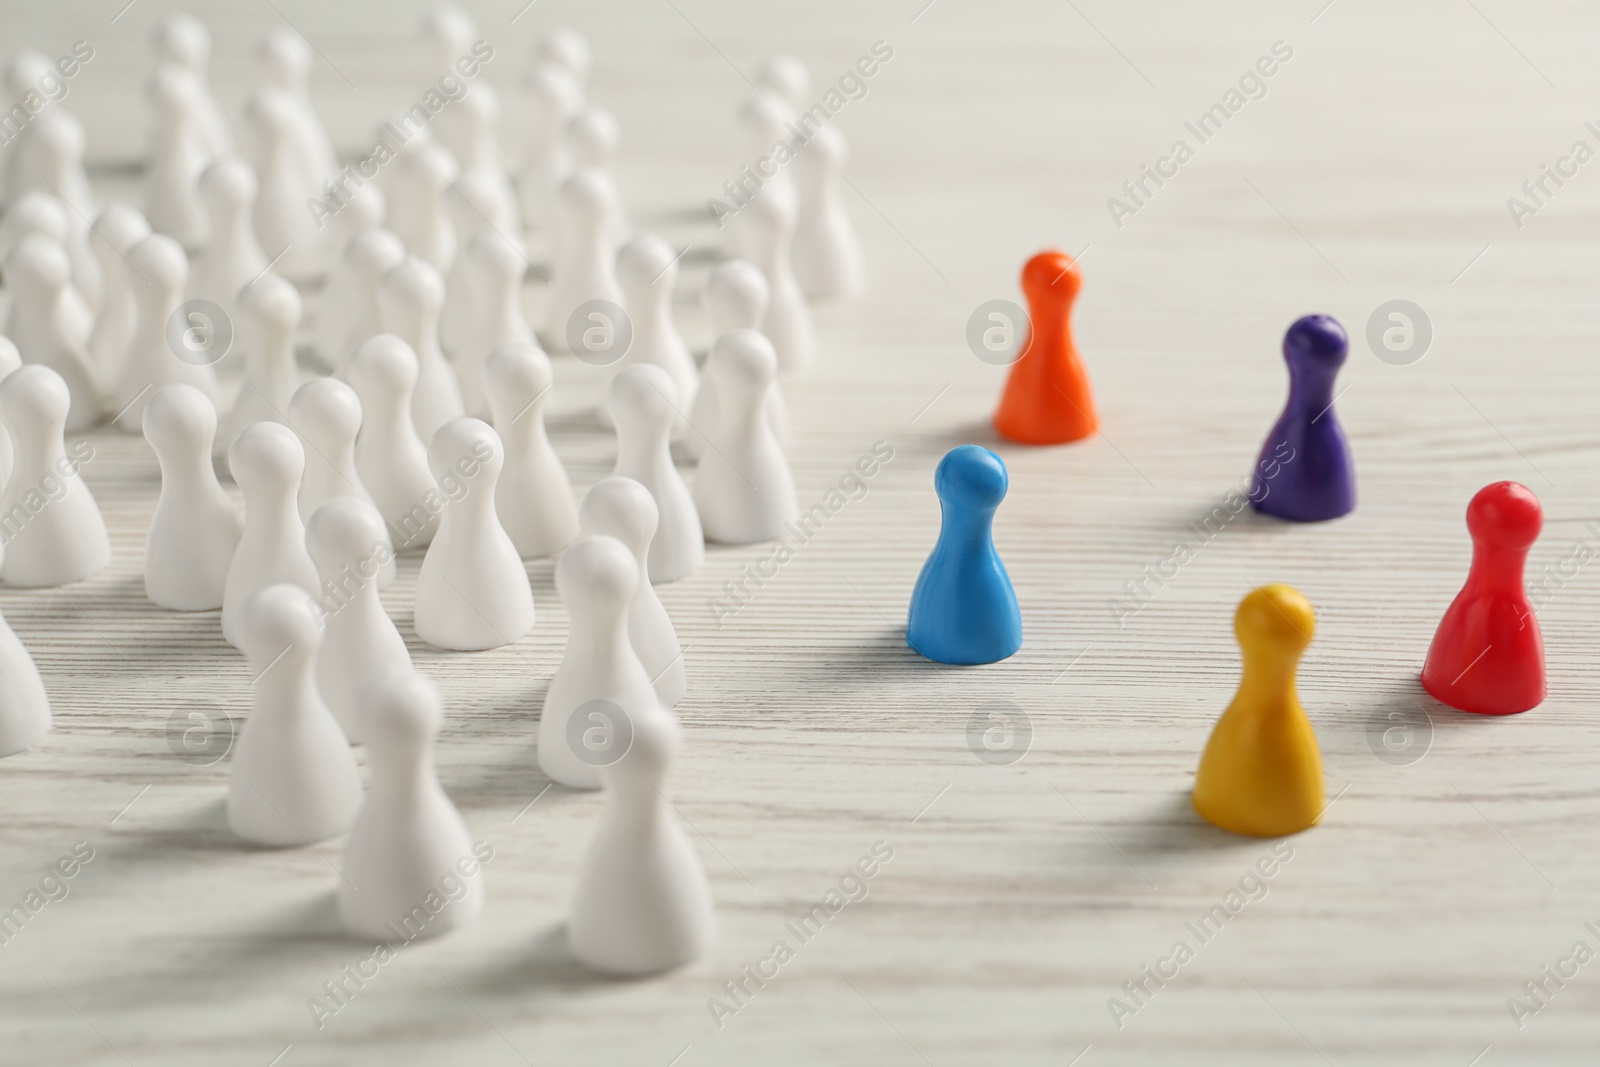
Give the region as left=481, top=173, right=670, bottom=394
left=993, top=250, right=1097, bottom=445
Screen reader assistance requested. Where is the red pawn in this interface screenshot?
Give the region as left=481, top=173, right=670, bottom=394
left=1421, top=481, right=1545, bottom=715
left=993, top=251, right=1097, bottom=445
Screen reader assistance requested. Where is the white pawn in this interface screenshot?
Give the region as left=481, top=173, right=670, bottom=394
left=224, top=273, right=301, bottom=448
left=227, top=583, right=362, bottom=845
left=243, top=88, right=321, bottom=280
left=734, top=89, right=798, bottom=209
left=378, top=256, right=464, bottom=446
left=447, top=166, right=519, bottom=248
left=317, top=227, right=405, bottom=370
left=0, top=365, right=109, bottom=587
left=87, top=204, right=151, bottom=385
left=4, top=237, right=100, bottom=431
left=142, top=384, right=242, bottom=611
left=1, top=53, right=57, bottom=204
left=116, top=233, right=219, bottom=431
left=255, top=29, right=337, bottom=190
left=319, top=180, right=387, bottom=271
left=568, top=106, right=626, bottom=246
left=484, top=342, right=577, bottom=559
left=190, top=158, right=269, bottom=318
left=544, top=168, right=623, bottom=353
left=608, top=235, right=696, bottom=431
left=416, top=418, right=532, bottom=650
left=753, top=54, right=811, bottom=112
left=569, top=702, right=713, bottom=975
left=452, top=232, right=532, bottom=418
left=694, top=330, right=797, bottom=544
left=535, top=28, right=592, bottom=88
left=0, top=603, right=49, bottom=758
left=792, top=124, right=865, bottom=300
left=538, top=535, right=660, bottom=790
left=1, top=194, right=94, bottom=343
left=735, top=179, right=813, bottom=374
left=306, top=499, right=410, bottom=744
left=348, top=335, right=439, bottom=551
left=687, top=258, right=790, bottom=459
left=289, top=377, right=395, bottom=586
left=580, top=477, right=686, bottom=707
left=0, top=337, right=20, bottom=486
left=223, top=422, right=320, bottom=649
left=144, top=64, right=214, bottom=247
left=611, top=365, right=701, bottom=583
left=516, top=62, right=580, bottom=232
left=340, top=668, right=483, bottom=940
left=421, top=4, right=476, bottom=77
left=13, top=117, right=100, bottom=312
left=388, top=141, right=458, bottom=273
left=151, top=13, right=232, bottom=157
left=450, top=83, right=520, bottom=235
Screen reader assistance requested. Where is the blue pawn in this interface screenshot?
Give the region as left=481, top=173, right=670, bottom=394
left=1250, top=314, right=1356, bottom=522
left=906, top=445, right=1022, bottom=665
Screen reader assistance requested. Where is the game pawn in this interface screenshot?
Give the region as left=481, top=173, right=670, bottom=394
left=1192, top=585, right=1325, bottom=837
left=993, top=250, right=1097, bottom=445
left=1249, top=314, right=1355, bottom=522
left=906, top=445, right=1021, bottom=665
left=1420, top=481, right=1545, bottom=715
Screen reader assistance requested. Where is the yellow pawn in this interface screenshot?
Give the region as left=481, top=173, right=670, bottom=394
left=1192, top=584, right=1324, bottom=837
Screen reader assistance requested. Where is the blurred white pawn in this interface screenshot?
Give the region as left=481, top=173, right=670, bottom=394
left=579, top=476, right=686, bottom=707
left=373, top=116, right=435, bottom=226
left=0, top=337, right=20, bottom=486
left=608, top=235, right=696, bottom=431
left=446, top=166, right=518, bottom=249
left=686, top=259, right=789, bottom=460
left=610, top=364, right=701, bottom=583
left=753, top=54, right=811, bottom=112
left=254, top=29, right=337, bottom=191
left=144, top=64, right=214, bottom=247
left=544, top=169, right=623, bottom=354
left=243, top=88, right=322, bottom=280
left=693, top=330, right=797, bottom=544
left=535, top=27, right=591, bottom=90
left=224, top=274, right=301, bottom=449
left=347, top=335, right=439, bottom=551
left=451, top=232, right=532, bottom=417
left=388, top=141, right=458, bottom=274
left=87, top=205, right=151, bottom=385
left=0, top=602, right=49, bottom=758
left=568, top=106, right=626, bottom=247
left=569, top=699, right=712, bottom=975
left=516, top=63, right=580, bottom=233
left=117, top=235, right=219, bottom=431
left=290, top=377, right=395, bottom=586
left=415, top=418, right=533, bottom=650
left=1, top=52, right=56, bottom=206
left=378, top=256, right=464, bottom=446
left=484, top=342, right=576, bottom=559
left=340, top=669, right=483, bottom=940
left=306, top=499, right=411, bottom=745
left=792, top=124, right=864, bottom=300
left=0, top=365, right=108, bottom=587
left=227, top=583, right=362, bottom=845
left=448, top=83, right=520, bottom=237
left=2, top=194, right=94, bottom=338
left=223, top=421, right=320, bottom=648
left=734, top=89, right=798, bottom=213
left=142, top=383, right=241, bottom=610
left=11, top=112, right=99, bottom=310
left=189, top=158, right=268, bottom=319
left=420, top=3, right=477, bottom=79
left=319, top=181, right=386, bottom=272
left=4, top=237, right=100, bottom=431
left=538, top=535, right=659, bottom=791
left=318, top=227, right=405, bottom=371
left=151, top=13, right=231, bottom=157
left=733, top=179, right=812, bottom=374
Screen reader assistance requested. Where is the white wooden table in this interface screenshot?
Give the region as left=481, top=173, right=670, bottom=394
left=2, top=1, right=1599, bottom=1064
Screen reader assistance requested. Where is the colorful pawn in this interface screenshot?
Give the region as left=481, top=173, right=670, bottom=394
left=1250, top=315, right=1355, bottom=521
left=993, top=250, right=1097, bottom=445
left=1421, top=482, right=1545, bottom=715
left=905, top=445, right=1021, bottom=665
left=1193, top=584, right=1324, bottom=837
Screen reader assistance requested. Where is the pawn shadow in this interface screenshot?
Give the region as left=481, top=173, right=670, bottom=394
left=458, top=920, right=637, bottom=997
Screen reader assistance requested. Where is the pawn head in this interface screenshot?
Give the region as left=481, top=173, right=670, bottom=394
left=555, top=534, right=638, bottom=619
left=529, top=62, right=581, bottom=116
left=617, top=233, right=676, bottom=294
left=380, top=257, right=446, bottom=323
left=606, top=701, right=679, bottom=785
left=0, top=364, right=70, bottom=430
left=306, top=497, right=389, bottom=575
left=239, top=583, right=322, bottom=663
left=6, top=235, right=71, bottom=294
left=535, top=26, right=591, bottom=80
left=737, top=88, right=793, bottom=143
left=467, top=229, right=527, bottom=282
left=290, top=377, right=362, bottom=447
left=607, top=362, right=676, bottom=430
left=5, top=52, right=53, bottom=102
left=153, top=13, right=212, bottom=70
left=346, top=227, right=407, bottom=277
left=200, top=157, right=257, bottom=211
left=0, top=336, right=19, bottom=378
left=237, top=271, right=301, bottom=333
left=568, top=106, right=620, bottom=168
left=403, top=141, right=458, bottom=190
left=1283, top=314, right=1347, bottom=371
left=91, top=204, right=152, bottom=256
left=703, top=259, right=769, bottom=335
left=579, top=476, right=659, bottom=560
left=1234, top=584, right=1315, bottom=658
left=7, top=192, right=69, bottom=244
left=709, top=329, right=777, bottom=391
left=361, top=666, right=442, bottom=751
left=421, top=3, right=476, bottom=50
left=350, top=334, right=420, bottom=397
left=228, top=420, right=306, bottom=491
left=560, top=167, right=612, bottom=222
left=1466, top=480, right=1541, bottom=550
left=33, top=110, right=85, bottom=163
left=143, top=382, right=218, bottom=455
left=428, top=417, right=502, bottom=486
left=127, top=233, right=188, bottom=292
left=484, top=341, right=553, bottom=415
left=934, top=444, right=1008, bottom=512
left=1021, top=250, right=1081, bottom=305
left=256, top=28, right=312, bottom=90
left=754, top=54, right=811, bottom=110
left=241, top=86, right=296, bottom=138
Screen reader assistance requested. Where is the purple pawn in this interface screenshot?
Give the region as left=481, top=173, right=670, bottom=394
left=1249, top=314, right=1355, bottom=522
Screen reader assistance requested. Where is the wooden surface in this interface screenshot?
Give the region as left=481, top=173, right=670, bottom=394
left=3, top=1, right=1600, bottom=1064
